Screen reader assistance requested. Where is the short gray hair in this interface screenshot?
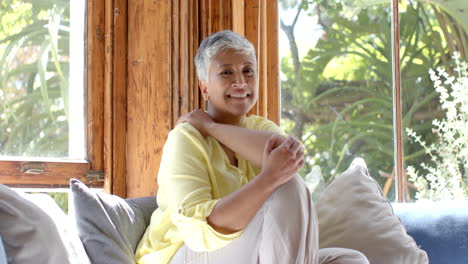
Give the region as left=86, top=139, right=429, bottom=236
left=195, top=30, right=256, bottom=82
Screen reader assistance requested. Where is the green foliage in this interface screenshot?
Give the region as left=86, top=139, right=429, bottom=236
left=0, top=0, right=70, bottom=157
left=27, top=191, right=68, bottom=214
left=47, top=191, right=68, bottom=214
left=407, top=53, right=468, bottom=200
left=279, top=0, right=466, bottom=200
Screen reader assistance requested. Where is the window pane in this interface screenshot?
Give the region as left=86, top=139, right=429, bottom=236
left=279, top=1, right=395, bottom=200
left=0, top=0, right=85, bottom=159
left=402, top=1, right=468, bottom=201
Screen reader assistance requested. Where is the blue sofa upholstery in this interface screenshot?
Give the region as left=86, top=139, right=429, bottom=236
left=392, top=200, right=468, bottom=264
left=0, top=235, right=6, bottom=264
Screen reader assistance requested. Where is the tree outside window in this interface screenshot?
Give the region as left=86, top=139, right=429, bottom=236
left=279, top=0, right=467, bottom=202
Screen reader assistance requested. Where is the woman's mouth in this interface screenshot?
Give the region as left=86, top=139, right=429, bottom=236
left=227, top=94, right=250, bottom=99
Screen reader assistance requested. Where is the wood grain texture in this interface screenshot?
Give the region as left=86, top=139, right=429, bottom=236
left=180, top=0, right=190, bottom=116
left=210, top=0, right=222, bottom=34
left=127, top=0, right=171, bottom=197
left=222, top=0, right=232, bottom=30
left=190, top=0, right=200, bottom=111
left=103, top=0, right=114, bottom=193
left=87, top=0, right=105, bottom=172
left=245, top=0, right=260, bottom=116
left=241, top=0, right=280, bottom=124
left=258, top=0, right=267, bottom=118
left=111, top=0, right=128, bottom=197
left=171, top=0, right=180, bottom=128
left=0, top=160, right=96, bottom=188
left=232, top=0, right=245, bottom=35
left=200, top=0, right=209, bottom=41
left=265, top=1, right=279, bottom=125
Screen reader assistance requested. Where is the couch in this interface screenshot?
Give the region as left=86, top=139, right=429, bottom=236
left=1, top=159, right=466, bottom=264
left=392, top=201, right=468, bottom=264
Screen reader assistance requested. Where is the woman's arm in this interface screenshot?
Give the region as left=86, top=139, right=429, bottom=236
left=177, top=110, right=287, bottom=169
left=208, top=135, right=304, bottom=233
left=207, top=122, right=275, bottom=168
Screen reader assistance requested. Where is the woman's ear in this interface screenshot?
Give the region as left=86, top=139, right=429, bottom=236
left=199, top=80, right=208, bottom=101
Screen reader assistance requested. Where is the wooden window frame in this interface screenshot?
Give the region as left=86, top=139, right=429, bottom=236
left=391, top=0, right=403, bottom=202
left=0, top=0, right=112, bottom=189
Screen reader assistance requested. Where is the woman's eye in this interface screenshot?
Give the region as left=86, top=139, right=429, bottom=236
left=244, top=68, right=254, bottom=75
left=220, top=70, right=232, bottom=75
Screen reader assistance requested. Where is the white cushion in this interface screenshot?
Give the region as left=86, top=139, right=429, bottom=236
left=316, top=158, right=428, bottom=264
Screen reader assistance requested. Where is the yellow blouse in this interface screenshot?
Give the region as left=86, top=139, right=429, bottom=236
left=135, top=115, right=285, bottom=264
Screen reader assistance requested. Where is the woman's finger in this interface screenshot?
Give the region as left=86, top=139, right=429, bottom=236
left=279, top=136, right=294, bottom=151
left=296, top=147, right=304, bottom=159
left=265, top=134, right=280, bottom=154
left=289, top=139, right=302, bottom=155
left=297, top=159, right=304, bottom=169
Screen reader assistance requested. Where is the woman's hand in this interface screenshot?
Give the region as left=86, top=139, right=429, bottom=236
left=176, top=109, right=215, bottom=137
left=260, top=134, right=304, bottom=188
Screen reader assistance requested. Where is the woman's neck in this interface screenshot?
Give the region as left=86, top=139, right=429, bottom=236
left=207, top=108, right=245, bottom=127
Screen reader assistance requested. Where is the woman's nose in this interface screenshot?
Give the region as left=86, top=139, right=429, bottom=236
left=232, top=73, right=247, bottom=88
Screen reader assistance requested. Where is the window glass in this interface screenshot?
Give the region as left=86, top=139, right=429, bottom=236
left=402, top=1, right=468, bottom=201
left=0, top=0, right=85, bottom=159
left=279, top=0, right=396, bottom=200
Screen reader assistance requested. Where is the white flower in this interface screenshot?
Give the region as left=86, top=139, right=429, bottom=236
left=407, top=54, right=468, bottom=201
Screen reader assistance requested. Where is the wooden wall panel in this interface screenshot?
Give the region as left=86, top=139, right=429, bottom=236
left=243, top=0, right=280, bottom=124
left=210, top=0, right=222, bottom=33
left=245, top=0, right=260, bottom=116
left=171, top=0, right=180, bottom=127
left=180, top=0, right=190, bottom=117
left=258, top=0, right=267, bottom=118
left=103, top=0, right=114, bottom=193
left=265, top=1, right=280, bottom=124
left=127, top=0, right=171, bottom=197
left=189, top=0, right=200, bottom=112
left=109, top=0, right=128, bottom=196
left=172, top=0, right=203, bottom=127
left=87, top=0, right=105, bottom=173
left=222, top=0, right=232, bottom=30
left=119, top=0, right=279, bottom=197
left=232, top=0, right=245, bottom=35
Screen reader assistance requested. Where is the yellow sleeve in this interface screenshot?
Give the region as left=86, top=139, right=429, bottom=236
left=159, top=123, right=243, bottom=252
left=247, top=115, right=288, bottom=136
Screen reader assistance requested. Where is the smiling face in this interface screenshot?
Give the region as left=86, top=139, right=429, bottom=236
left=200, top=49, right=258, bottom=123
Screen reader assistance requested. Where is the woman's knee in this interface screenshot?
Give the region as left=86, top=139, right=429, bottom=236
left=347, top=250, right=369, bottom=264
left=319, top=248, right=369, bottom=264
left=273, top=174, right=306, bottom=198
left=262, top=174, right=312, bottom=220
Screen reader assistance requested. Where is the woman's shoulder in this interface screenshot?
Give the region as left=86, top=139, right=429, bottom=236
left=244, top=115, right=286, bottom=135
left=244, top=114, right=271, bottom=128
left=166, top=122, right=209, bottom=149
left=170, top=122, right=202, bottom=136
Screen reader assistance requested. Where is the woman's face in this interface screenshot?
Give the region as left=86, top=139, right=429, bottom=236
left=201, top=49, right=258, bottom=121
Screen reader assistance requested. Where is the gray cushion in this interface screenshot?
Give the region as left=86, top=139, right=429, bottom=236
left=0, top=184, right=90, bottom=264
left=69, top=179, right=157, bottom=264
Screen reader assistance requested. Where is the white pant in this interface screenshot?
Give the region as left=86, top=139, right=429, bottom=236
left=170, top=175, right=369, bottom=264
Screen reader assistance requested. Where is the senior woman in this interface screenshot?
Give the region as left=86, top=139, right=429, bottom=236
left=135, top=30, right=368, bottom=264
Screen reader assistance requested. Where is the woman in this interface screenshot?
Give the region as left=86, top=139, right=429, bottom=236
left=135, top=30, right=368, bottom=264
